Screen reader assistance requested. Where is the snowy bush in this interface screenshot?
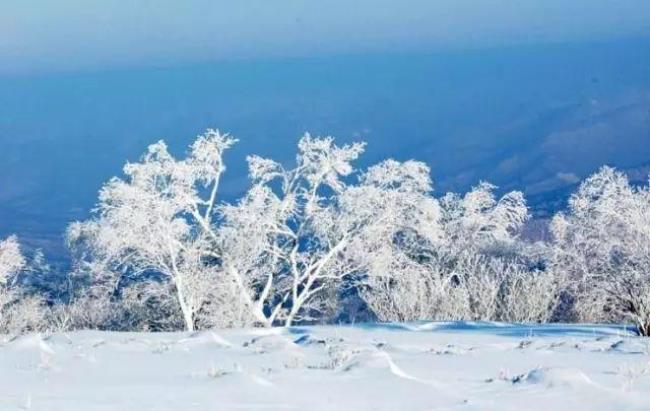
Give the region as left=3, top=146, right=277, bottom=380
left=498, top=264, right=560, bottom=323
left=49, top=280, right=185, bottom=332
left=1, top=294, right=49, bottom=335
left=0, top=236, right=48, bottom=335
left=361, top=249, right=559, bottom=323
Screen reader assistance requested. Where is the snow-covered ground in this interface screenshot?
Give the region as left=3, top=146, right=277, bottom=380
left=1, top=322, right=649, bottom=410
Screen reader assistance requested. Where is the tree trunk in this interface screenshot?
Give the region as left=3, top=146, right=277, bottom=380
left=225, top=264, right=272, bottom=327
left=284, top=313, right=296, bottom=327
left=175, top=277, right=195, bottom=332
left=284, top=302, right=301, bottom=327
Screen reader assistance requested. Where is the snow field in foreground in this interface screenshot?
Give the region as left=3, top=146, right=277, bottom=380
left=1, top=322, right=649, bottom=411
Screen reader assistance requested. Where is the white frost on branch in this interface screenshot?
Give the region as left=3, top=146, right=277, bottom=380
left=550, top=166, right=650, bottom=334
left=219, top=134, right=370, bottom=326
left=440, top=181, right=529, bottom=248
left=0, top=236, right=25, bottom=285
left=67, top=129, right=239, bottom=331
left=359, top=175, right=543, bottom=323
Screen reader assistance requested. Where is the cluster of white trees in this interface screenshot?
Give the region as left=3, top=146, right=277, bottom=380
left=2, top=129, right=649, bottom=335
left=358, top=180, right=557, bottom=324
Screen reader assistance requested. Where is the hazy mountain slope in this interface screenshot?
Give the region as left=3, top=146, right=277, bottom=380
left=0, top=37, right=649, bottom=260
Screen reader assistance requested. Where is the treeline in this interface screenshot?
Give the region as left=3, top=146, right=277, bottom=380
left=1, top=130, right=649, bottom=335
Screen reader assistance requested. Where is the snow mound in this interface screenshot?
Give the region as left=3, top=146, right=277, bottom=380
left=177, top=331, right=234, bottom=349
left=516, top=367, right=594, bottom=389
left=5, top=333, right=55, bottom=354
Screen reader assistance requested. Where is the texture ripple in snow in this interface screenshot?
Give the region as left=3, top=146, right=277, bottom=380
left=1, top=323, right=648, bottom=411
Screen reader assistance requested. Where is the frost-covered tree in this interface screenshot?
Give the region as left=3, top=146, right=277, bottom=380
left=68, top=129, right=238, bottom=331
left=433, top=183, right=551, bottom=321
left=219, top=135, right=373, bottom=326
left=439, top=182, right=529, bottom=252
left=0, top=236, right=48, bottom=335
left=351, top=160, right=446, bottom=321
left=0, top=236, right=26, bottom=321
left=550, top=166, right=650, bottom=335
left=0, top=236, right=25, bottom=283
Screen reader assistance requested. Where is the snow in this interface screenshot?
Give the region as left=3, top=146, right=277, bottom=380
left=1, top=322, right=649, bottom=410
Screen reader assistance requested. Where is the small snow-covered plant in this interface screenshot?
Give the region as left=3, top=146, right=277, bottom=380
left=118, top=281, right=184, bottom=331
left=47, top=294, right=112, bottom=332
left=617, top=362, right=650, bottom=391
left=46, top=259, right=124, bottom=331
left=550, top=166, right=650, bottom=335
left=1, top=294, right=48, bottom=335
left=68, top=129, right=238, bottom=331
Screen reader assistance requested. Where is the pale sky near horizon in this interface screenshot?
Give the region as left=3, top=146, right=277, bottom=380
left=2, top=0, right=650, bottom=75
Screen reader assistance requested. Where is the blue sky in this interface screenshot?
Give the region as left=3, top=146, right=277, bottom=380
left=2, top=1, right=650, bottom=74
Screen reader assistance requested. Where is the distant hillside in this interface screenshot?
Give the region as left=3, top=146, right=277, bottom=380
left=1, top=37, right=649, bottom=262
